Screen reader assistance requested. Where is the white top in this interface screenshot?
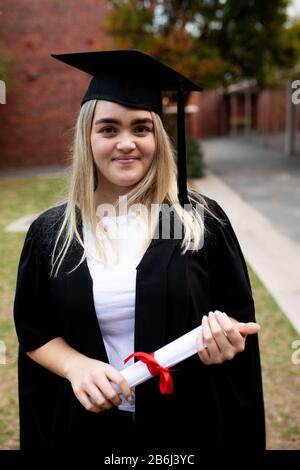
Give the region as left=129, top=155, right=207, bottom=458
left=83, top=213, right=149, bottom=412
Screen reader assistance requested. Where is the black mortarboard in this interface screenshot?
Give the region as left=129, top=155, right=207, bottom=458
left=51, top=49, right=203, bottom=207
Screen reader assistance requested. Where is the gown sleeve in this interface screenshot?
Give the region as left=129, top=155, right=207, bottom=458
left=206, top=200, right=255, bottom=322
left=13, top=217, right=61, bottom=352
left=203, top=199, right=266, bottom=448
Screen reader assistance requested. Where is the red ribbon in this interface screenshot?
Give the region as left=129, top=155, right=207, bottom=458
left=124, top=351, right=174, bottom=394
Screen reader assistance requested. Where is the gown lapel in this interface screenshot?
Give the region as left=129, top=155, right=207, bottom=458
left=72, top=201, right=181, bottom=360
left=134, top=200, right=182, bottom=353
left=135, top=236, right=180, bottom=353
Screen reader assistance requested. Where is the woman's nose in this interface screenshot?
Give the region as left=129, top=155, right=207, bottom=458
left=116, top=133, right=136, bottom=152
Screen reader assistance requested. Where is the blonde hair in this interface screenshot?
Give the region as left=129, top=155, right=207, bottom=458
left=50, top=99, right=219, bottom=278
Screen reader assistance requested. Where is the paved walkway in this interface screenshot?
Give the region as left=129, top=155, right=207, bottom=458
left=192, top=137, right=300, bottom=333
left=0, top=165, right=68, bottom=179
left=200, top=136, right=300, bottom=244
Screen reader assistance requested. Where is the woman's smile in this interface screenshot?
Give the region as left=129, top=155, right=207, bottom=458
left=113, top=157, right=141, bottom=164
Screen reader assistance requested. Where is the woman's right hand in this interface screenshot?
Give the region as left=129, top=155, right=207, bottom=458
left=66, top=355, right=134, bottom=413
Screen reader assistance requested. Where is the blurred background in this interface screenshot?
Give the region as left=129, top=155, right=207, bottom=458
left=0, top=0, right=300, bottom=450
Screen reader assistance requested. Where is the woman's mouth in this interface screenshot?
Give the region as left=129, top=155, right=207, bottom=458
left=113, top=158, right=140, bottom=164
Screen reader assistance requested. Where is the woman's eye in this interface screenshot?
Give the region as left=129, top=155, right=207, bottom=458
left=99, top=127, right=117, bottom=134
left=134, top=126, right=152, bottom=134
left=98, top=126, right=152, bottom=135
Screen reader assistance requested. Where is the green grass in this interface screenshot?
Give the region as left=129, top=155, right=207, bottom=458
left=0, top=175, right=67, bottom=449
left=0, top=175, right=299, bottom=449
left=249, top=266, right=300, bottom=449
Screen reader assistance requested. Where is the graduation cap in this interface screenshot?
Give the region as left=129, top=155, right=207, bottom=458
left=51, top=49, right=203, bottom=207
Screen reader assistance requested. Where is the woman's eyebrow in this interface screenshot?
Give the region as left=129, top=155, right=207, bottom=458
left=94, top=117, right=153, bottom=126
left=131, top=118, right=153, bottom=125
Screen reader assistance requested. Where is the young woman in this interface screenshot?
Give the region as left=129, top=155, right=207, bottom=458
left=14, top=50, right=265, bottom=450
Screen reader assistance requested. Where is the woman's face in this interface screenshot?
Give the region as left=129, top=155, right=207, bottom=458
left=90, top=100, right=156, bottom=196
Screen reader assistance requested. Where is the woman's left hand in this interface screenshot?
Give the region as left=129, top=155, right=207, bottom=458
left=196, top=310, right=260, bottom=365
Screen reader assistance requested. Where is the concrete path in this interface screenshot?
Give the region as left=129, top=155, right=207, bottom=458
left=0, top=165, right=68, bottom=179
left=192, top=137, right=300, bottom=333
left=201, top=137, right=300, bottom=244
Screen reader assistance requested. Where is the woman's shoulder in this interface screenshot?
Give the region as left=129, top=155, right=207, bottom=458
left=188, top=189, right=229, bottom=224
left=17, top=203, right=69, bottom=268
left=29, top=202, right=68, bottom=238
left=24, top=203, right=74, bottom=260
left=188, top=189, right=249, bottom=268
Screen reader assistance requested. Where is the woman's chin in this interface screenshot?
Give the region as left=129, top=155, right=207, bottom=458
left=113, top=177, right=141, bottom=188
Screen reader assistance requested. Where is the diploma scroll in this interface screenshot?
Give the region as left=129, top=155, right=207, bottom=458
left=117, top=325, right=202, bottom=392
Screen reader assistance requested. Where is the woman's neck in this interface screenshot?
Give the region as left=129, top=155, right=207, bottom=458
left=94, top=187, right=131, bottom=217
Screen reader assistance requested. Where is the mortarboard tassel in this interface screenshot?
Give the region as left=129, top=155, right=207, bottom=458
left=177, top=76, right=189, bottom=208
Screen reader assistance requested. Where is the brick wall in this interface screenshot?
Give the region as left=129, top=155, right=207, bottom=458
left=188, top=89, right=225, bottom=139
left=257, top=88, right=287, bottom=133
left=188, top=87, right=290, bottom=139
left=0, top=0, right=108, bottom=170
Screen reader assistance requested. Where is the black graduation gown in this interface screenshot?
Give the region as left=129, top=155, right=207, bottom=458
left=13, top=195, right=265, bottom=450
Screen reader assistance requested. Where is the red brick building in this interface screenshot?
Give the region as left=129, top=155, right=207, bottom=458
left=1, top=1, right=298, bottom=169
left=188, top=83, right=293, bottom=141
left=0, top=0, right=108, bottom=170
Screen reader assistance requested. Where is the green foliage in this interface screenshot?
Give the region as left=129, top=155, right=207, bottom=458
left=104, top=0, right=155, bottom=49
left=278, top=18, right=300, bottom=81
left=163, top=113, right=204, bottom=178
left=206, top=0, right=296, bottom=87
left=104, top=0, right=298, bottom=88
left=185, top=135, right=204, bottom=178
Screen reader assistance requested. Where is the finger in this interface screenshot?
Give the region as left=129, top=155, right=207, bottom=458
left=216, top=312, right=244, bottom=348
left=238, top=322, right=260, bottom=336
left=202, top=315, right=222, bottom=363
left=85, top=383, right=114, bottom=410
left=196, top=328, right=210, bottom=364
left=92, top=378, right=122, bottom=407
left=105, top=365, right=134, bottom=402
left=76, top=390, right=104, bottom=413
left=208, top=311, right=230, bottom=351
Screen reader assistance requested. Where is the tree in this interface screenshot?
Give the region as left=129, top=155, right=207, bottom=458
left=100, top=0, right=299, bottom=177
left=103, top=0, right=298, bottom=88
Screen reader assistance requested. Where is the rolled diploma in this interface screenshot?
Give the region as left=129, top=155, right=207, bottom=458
left=117, top=325, right=202, bottom=391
